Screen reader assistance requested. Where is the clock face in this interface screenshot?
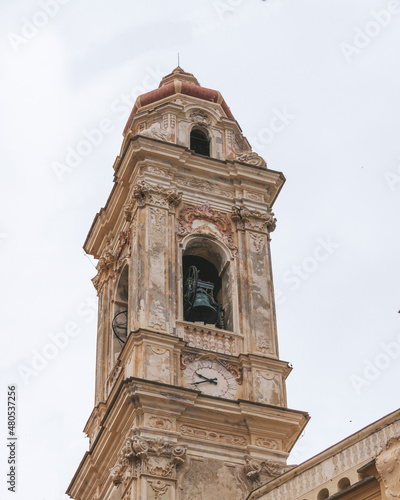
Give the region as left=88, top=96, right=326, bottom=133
left=184, top=359, right=237, bottom=399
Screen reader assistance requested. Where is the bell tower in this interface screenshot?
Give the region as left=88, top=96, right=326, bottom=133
left=67, top=67, right=309, bottom=500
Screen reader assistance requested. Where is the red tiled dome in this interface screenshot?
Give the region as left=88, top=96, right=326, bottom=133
left=123, top=67, right=235, bottom=134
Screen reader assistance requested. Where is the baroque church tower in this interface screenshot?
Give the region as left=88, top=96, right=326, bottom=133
left=67, top=67, right=309, bottom=500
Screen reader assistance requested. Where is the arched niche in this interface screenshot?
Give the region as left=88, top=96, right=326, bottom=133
left=111, top=265, right=129, bottom=362
left=190, top=126, right=210, bottom=156
left=181, top=235, right=234, bottom=331
left=317, top=488, right=329, bottom=500
left=337, top=477, right=351, bottom=491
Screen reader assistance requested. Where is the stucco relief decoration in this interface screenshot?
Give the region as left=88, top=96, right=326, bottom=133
left=237, top=151, right=267, bottom=168
left=148, top=479, right=170, bottom=499
left=141, top=121, right=171, bottom=142
left=92, top=249, right=115, bottom=293
left=249, top=233, right=266, bottom=255
left=123, top=195, right=136, bottom=222
left=176, top=176, right=233, bottom=199
left=148, top=416, right=173, bottom=431
left=179, top=424, right=247, bottom=446
left=376, top=437, right=400, bottom=499
left=133, top=180, right=182, bottom=210
left=110, top=430, right=187, bottom=486
left=228, top=129, right=247, bottom=156
left=145, top=165, right=171, bottom=178
left=115, top=229, right=132, bottom=264
left=150, top=207, right=166, bottom=230
left=189, top=109, right=210, bottom=125
left=256, top=337, right=271, bottom=354
left=227, top=129, right=266, bottom=167
left=255, top=438, right=279, bottom=450
left=244, top=455, right=290, bottom=487
left=176, top=203, right=238, bottom=257
left=231, top=204, right=277, bottom=234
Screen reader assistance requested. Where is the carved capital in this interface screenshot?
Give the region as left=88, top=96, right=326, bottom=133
left=110, top=430, right=187, bottom=483
left=130, top=181, right=182, bottom=211
left=231, top=204, right=276, bottom=234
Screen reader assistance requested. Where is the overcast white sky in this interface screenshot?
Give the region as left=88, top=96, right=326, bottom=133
left=0, top=1, right=399, bottom=498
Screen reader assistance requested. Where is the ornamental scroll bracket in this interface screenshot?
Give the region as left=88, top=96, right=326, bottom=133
left=176, top=203, right=238, bottom=257
left=124, top=180, right=182, bottom=213
left=244, top=455, right=291, bottom=487
left=110, top=430, right=187, bottom=486
left=231, top=204, right=277, bottom=235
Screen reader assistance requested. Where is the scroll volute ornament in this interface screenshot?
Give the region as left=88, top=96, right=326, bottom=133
left=237, top=151, right=267, bottom=168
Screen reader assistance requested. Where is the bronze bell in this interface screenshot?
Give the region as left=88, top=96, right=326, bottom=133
left=191, top=288, right=218, bottom=325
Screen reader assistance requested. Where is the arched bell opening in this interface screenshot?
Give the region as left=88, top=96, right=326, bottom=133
left=190, top=127, right=210, bottom=156
left=181, top=236, right=233, bottom=331
left=111, top=265, right=129, bottom=362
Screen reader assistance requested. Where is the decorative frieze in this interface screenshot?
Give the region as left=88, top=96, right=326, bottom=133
left=243, top=190, right=264, bottom=203
left=148, top=416, right=173, bottom=431
left=255, top=438, right=280, bottom=450
left=179, top=424, right=247, bottom=446
left=145, top=165, right=172, bottom=178
left=176, top=175, right=233, bottom=199
left=231, top=204, right=276, bottom=233
left=176, top=203, right=238, bottom=256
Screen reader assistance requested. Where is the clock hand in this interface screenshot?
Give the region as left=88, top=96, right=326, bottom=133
left=191, top=378, right=218, bottom=386
left=195, top=372, right=218, bottom=384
